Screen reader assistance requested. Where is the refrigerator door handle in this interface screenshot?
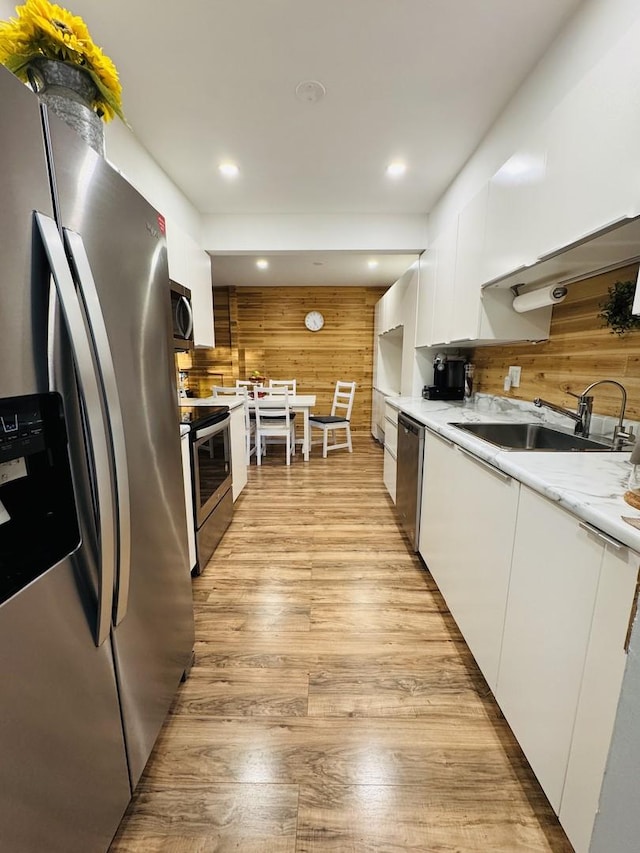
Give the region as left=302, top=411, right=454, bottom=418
left=180, top=295, right=193, bottom=340
left=34, top=211, right=116, bottom=647
left=63, top=228, right=131, bottom=627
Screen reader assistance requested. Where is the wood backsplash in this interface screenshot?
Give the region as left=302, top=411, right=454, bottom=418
left=470, top=263, right=640, bottom=419
left=191, top=285, right=386, bottom=431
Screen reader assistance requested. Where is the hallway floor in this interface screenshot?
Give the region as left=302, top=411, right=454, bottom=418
left=110, top=437, right=573, bottom=852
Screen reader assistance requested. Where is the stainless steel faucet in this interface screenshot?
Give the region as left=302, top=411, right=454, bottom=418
left=532, top=396, right=588, bottom=433
left=534, top=379, right=634, bottom=449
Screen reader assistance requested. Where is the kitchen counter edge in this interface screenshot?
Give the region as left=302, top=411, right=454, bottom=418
left=387, top=396, right=639, bottom=553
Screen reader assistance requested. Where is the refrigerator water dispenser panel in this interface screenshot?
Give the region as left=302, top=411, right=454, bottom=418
left=0, top=393, right=80, bottom=605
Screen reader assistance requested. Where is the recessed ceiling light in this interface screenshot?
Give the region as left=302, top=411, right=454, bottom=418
left=368, top=260, right=379, bottom=269
left=219, top=162, right=239, bottom=178
left=256, top=259, right=269, bottom=270
left=386, top=161, right=407, bottom=178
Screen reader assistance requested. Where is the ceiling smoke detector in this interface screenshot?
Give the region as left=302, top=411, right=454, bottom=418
left=295, top=80, right=326, bottom=104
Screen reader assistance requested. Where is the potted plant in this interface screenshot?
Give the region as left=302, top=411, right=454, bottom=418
left=248, top=370, right=267, bottom=397
left=0, top=0, right=125, bottom=151
left=599, top=279, right=640, bottom=337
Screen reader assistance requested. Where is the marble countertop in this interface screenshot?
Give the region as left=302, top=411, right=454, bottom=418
left=386, top=395, right=640, bottom=552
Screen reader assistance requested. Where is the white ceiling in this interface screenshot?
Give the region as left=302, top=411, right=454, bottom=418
left=211, top=252, right=419, bottom=288
left=62, top=0, right=583, bottom=285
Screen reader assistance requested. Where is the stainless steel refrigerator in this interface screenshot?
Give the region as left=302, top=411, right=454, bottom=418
left=0, top=67, right=195, bottom=851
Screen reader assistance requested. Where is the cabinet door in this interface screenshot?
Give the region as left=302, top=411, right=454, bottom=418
left=383, top=447, right=396, bottom=503
left=539, top=25, right=640, bottom=257
left=419, top=432, right=519, bottom=688
left=483, top=135, right=547, bottom=284
left=496, top=487, right=603, bottom=811
left=449, top=186, right=487, bottom=343
left=190, top=248, right=214, bottom=348
left=419, top=430, right=457, bottom=589
left=415, top=250, right=437, bottom=348
left=560, top=541, right=640, bottom=853
left=371, top=389, right=382, bottom=440
left=230, top=406, right=247, bottom=501
left=430, top=221, right=458, bottom=346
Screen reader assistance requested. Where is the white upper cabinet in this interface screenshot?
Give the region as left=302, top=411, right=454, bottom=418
left=483, top=135, right=547, bottom=285
left=449, top=186, right=487, bottom=342
left=166, top=218, right=214, bottom=348
left=430, top=220, right=458, bottom=346
left=417, top=188, right=552, bottom=347
left=415, top=250, right=436, bottom=348
left=374, top=263, right=420, bottom=396
left=539, top=23, right=640, bottom=258
left=377, top=264, right=418, bottom=337
left=190, top=247, right=214, bottom=348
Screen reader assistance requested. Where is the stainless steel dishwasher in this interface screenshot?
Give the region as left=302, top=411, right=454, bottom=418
left=396, top=412, right=425, bottom=551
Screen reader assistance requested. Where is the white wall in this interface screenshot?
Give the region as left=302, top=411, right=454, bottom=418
left=201, top=213, right=427, bottom=253
left=104, top=121, right=201, bottom=240
left=429, top=0, right=640, bottom=238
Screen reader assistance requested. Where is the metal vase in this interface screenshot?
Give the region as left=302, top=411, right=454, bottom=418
left=28, top=57, right=105, bottom=156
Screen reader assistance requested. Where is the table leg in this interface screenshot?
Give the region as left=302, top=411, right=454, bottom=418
left=303, top=408, right=310, bottom=461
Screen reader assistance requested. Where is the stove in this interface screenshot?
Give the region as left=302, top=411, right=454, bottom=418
left=179, top=405, right=229, bottom=430
left=179, top=403, right=232, bottom=575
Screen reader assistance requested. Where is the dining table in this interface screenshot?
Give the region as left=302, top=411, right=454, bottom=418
left=187, top=394, right=317, bottom=461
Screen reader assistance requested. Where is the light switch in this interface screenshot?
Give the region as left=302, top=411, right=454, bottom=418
left=508, top=366, right=522, bottom=388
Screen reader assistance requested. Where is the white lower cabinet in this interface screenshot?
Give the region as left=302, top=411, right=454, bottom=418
left=383, top=447, right=396, bottom=503
left=371, top=390, right=385, bottom=441
left=229, top=406, right=247, bottom=501
left=495, top=487, right=605, bottom=813
left=382, top=404, right=398, bottom=503
left=559, top=538, right=639, bottom=853
left=415, top=436, right=639, bottom=853
left=419, top=430, right=519, bottom=689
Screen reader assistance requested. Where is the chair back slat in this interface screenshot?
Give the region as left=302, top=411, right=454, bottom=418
left=268, top=379, right=297, bottom=395
left=331, top=381, right=356, bottom=420
left=254, top=388, right=292, bottom=430
left=211, top=385, right=241, bottom=398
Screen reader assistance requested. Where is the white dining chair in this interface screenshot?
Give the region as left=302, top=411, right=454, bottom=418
left=254, top=389, right=296, bottom=466
left=309, top=381, right=356, bottom=458
left=268, top=379, right=297, bottom=395
left=211, top=386, right=256, bottom=464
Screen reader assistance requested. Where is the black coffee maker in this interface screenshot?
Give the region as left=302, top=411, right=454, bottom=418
left=423, top=354, right=467, bottom=400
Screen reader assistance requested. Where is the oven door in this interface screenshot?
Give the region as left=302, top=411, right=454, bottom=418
left=192, top=417, right=232, bottom=527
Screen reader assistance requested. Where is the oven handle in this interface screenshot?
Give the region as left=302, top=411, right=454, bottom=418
left=194, top=416, right=231, bottom=442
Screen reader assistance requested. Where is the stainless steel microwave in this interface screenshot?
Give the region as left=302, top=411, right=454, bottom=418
left=170, top=282, right=194, bottom=350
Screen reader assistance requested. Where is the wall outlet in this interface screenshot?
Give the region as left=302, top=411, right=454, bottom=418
left=508, top=366, right=522, bottom=388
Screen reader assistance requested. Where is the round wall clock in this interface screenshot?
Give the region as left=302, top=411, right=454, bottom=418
left=304, top=310, right=325, bottom=332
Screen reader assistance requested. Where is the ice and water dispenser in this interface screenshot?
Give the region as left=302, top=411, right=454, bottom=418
left=0, top=393, right=80, bottom=605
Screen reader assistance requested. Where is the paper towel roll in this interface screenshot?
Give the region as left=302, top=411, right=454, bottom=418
left=512, top=285, right=568, bottom=313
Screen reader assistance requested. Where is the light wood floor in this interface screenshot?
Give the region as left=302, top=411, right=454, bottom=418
left=110, top=437, right=573, bottom=852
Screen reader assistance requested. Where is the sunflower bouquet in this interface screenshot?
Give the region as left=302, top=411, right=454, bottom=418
left=0, top=0, right=123, bottom=121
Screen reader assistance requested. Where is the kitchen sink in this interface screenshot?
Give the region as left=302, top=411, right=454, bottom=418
left=449, top=422, right=617, bottom=451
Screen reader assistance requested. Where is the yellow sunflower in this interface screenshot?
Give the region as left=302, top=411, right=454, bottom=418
left=0, top=0, right=124, bottom=122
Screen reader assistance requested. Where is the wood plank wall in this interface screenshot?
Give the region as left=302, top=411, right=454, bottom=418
left=470, top=263, right=640, bottom=419
left=191, top=285, right=386, bottom=431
